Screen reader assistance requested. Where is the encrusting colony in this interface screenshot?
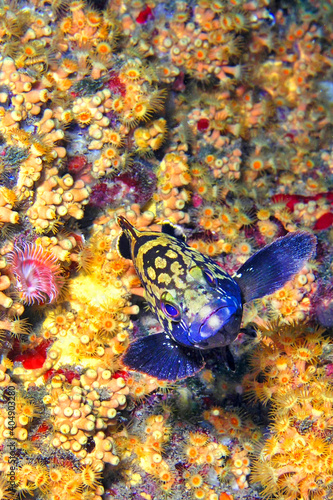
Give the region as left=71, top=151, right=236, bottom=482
left=246, top=324, right=333, bottom=499
left=0, top=0, right=332, bottom=499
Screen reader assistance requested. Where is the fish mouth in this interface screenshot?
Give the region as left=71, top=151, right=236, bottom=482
left=199, top=305, right=238, bottom=340
left=187, top=298, right=242, bottom=349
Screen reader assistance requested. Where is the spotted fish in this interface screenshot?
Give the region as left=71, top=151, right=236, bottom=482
left=117, top=216, right=316, bottom=381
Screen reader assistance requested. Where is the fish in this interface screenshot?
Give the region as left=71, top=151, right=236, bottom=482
left=117, top=215, right=316, bottom=381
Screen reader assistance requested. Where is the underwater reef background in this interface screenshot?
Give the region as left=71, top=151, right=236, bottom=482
left=0, top=0, right=333, bottom=499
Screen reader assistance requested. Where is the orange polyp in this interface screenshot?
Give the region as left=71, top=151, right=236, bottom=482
left=194, top=488, right=206, bottom=499
left=252, top=159, right=264, bottom=170
left=160, top=470, right=172, bottom=482
left=96, top=42, right=112, bottom=55
left=229, top=415, right=241, bottom=429
left=196, top=49, right=206, bottom=60
left=126, top=68, right=141, bottom=80
left=24, top=46, right=36, bottom=57
left=76, top=19, right=85, bottom=29
left=206, top=244, right=217, bottom=255
left=239, top=242, right=251, bottom=254
left=189, top=473, right=203, bottom=488
left=77, top=111, right=92, bottom=125
left=187, top=446, right=199, bottom=460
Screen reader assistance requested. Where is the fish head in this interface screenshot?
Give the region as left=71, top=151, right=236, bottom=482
left=159, top=263, right=243, bottom=349
left=117, top=217, right=243, bottom=351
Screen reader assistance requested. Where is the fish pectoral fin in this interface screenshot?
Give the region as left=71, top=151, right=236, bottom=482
left=233, top=231, right=316, bottom=302
left=121, top=333, right=205, bottom=381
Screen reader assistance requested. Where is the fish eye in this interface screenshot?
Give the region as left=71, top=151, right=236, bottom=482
left=160, top=293, right=181, bottom=321
left=203, top=269, right=216, bottom=287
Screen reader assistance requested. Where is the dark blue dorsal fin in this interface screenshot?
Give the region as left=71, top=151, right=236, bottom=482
left=117, top=232, right=131, bottom=259
left=121, top=332, right=205, bottom=380
left=233, top=231, right=316, bottom=303
left=162, top=221, right=186, bottom=242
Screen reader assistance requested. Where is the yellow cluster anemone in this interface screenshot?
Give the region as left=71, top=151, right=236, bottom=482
left=246, top=323, right=333, bottom=499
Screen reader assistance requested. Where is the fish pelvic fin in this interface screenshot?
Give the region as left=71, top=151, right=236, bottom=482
left=121, top=332, right=205, bottom=381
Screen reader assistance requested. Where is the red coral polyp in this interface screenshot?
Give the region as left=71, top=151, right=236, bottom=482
left=136, top=6, right=154, bottom=24
left=197, top=118, right=210, bottom=131
left=9, top=243, right=63, bottom=305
